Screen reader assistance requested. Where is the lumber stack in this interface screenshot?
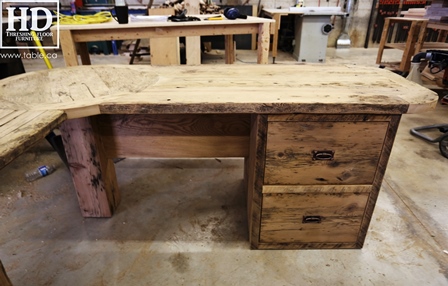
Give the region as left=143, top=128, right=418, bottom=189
left=425, top=0, right=448, bottom=23
left=401, top=8, right=427, bottom=18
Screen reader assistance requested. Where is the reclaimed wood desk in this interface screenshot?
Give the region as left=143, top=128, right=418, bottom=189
left=0, top=65, right=437, bottom=249
left=51, top=16, right=273, bottom=66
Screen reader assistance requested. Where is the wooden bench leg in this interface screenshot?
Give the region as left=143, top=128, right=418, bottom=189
left=400, top=20, right=421, bottom=73
left=225, top=35, right=235, bottom=64
left=376, top=18, right=391, bottom=65
left=59, top=117, right=120, bottom=217
left=0, top=259, right=13, bottom=286
left=257, top=22, right=270, bottom=64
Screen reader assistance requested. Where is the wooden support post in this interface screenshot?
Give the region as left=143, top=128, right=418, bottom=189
left=77, top=42, right=91, bottom=65
left=399, top=20, right=421, bottom=72
left=257, top=22, right=270, bottom=64
left=376, top=18, right=390, bottom=65
left=247, top=114, right=267, bottom=249
left=151, top=38, right=180, bottom=66
left=225, top=35, right=235, bottom=64
left=59, top=117, right=120, bottom=217
left=185, top=0, right=201, bottom=65
left=59, top=30, right=79, bottom=66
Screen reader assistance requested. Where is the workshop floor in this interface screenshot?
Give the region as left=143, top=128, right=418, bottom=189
left=0, top=48, right=447, bottom=286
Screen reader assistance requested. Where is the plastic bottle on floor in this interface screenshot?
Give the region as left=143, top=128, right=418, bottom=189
left=25, top=165, right=56, bottom=182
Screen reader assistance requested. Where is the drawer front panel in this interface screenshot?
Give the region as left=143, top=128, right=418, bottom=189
left=264, top=121, right=388, bottom=185
left=260, top=191, right=369, bottom=244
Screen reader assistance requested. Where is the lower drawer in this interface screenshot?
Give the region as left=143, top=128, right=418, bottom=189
left=259, top=186, right=370, bottom=244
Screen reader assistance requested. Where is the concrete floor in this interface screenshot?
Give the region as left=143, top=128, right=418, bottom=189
left=0, top=47, right=447, bottom=285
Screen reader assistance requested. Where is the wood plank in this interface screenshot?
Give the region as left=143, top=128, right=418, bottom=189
left=260, top=192, right=369, bottom=244
left=185, top=36, right=201, bottom=65
left=0, top=65, right=438, bottom=115
left=0, top=110, right=16, bottom=120
left=0, top=110, right=66, bottom=169
left=0, top=110, right=28, bottom=127
left=59, top=30, right=79, bottom=66
left=147, top=8, right=179, bottom=66
left=103, top=135, right=249, bottom=158
left=95, top=114, right=250, bottom=136
left=257, top=241, right=359, bottom=249
left=150, top=38, right=180, bottom=66
left=95, top=114, right=250, bottom=158
left=70, top=24, right=260, bottom=42
left=268, top=114, right=392, bottom=122
left=263, top=185, right=372, bottom=194
left=48, top=67, right=113, bottom=102
left=59, top=117, right=120, bottom=217
left=247, top=114, right=268, bottom=249
left=264, top=120, right=389, bottom=185
left=257, top=22, right=270, bottom=64
left=224, top=35, right=235, bottom=64
left=356, top=115, right=402, bottom=247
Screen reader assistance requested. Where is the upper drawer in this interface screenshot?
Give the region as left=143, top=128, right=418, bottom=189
left=264, top=115, right=390, bottom=185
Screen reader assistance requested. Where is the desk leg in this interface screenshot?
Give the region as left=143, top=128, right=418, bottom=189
left=60, top=117, right=120, bottom=217
left=59, top=30, right=79, bottom=66
left=225, top=35, right=235, bottom=64
left=247, top=114, right=267, bottom=249
left=257, top=22, right=270, bottom=64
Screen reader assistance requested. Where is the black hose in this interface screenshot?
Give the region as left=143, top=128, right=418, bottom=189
left=411, top=52, right=429, bottom=63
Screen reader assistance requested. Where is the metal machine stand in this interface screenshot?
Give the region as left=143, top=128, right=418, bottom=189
left=410, top=124, right=448, bottom=159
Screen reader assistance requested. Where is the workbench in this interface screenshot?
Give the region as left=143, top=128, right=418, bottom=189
left=376, top=17, right=448, bottom=73
left=0, top=65, right=437, bottom=249
left=51, top=16, right=273, bottom=66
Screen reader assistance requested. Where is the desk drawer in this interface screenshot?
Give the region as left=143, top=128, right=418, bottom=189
left=264, top=118, right=389, bottom=185
left=259, top=185, right=370, bottom=244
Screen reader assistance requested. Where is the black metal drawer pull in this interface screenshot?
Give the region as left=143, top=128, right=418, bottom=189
left=312, top=150, right=335, bottom=161
left=302, top=216, right=322, bottom=224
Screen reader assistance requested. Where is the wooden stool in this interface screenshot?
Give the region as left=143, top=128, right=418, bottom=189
left=376, top=17, right=428, bottom=73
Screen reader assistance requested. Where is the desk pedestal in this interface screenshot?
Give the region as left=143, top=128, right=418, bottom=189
left=60, top=113, right=400, bottom=249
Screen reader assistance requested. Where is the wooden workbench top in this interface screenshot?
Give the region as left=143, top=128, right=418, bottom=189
left=53, top=16, right=274, bottom=31
left=0, top=64, right=437, bottom=117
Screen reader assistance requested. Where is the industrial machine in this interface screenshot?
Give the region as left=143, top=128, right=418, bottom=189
left=291, top=7, right=347, bottom=63
left=408, top=50, right=448, bottom=159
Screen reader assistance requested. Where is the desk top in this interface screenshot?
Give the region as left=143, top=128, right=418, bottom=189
left=0, top=64, right=437, bottom=169
left=0, top=64, right=437, bottom=116
left=52, top=15, right=273, bottom=31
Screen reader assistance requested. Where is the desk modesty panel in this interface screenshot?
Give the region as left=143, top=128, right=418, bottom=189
left=0, top=65, right=437, bottom=249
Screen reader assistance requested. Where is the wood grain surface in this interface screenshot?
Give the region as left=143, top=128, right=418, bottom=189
left=0, top=65, right=438, bottom=117
left=264, top=120, right=389, bottom=185
left=0, top=109, right=66, bottom=169
left=260, top=190, right=370, bottom=244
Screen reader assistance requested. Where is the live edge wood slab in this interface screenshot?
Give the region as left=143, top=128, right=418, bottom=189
left=0, top=64, right=437, bottom=249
